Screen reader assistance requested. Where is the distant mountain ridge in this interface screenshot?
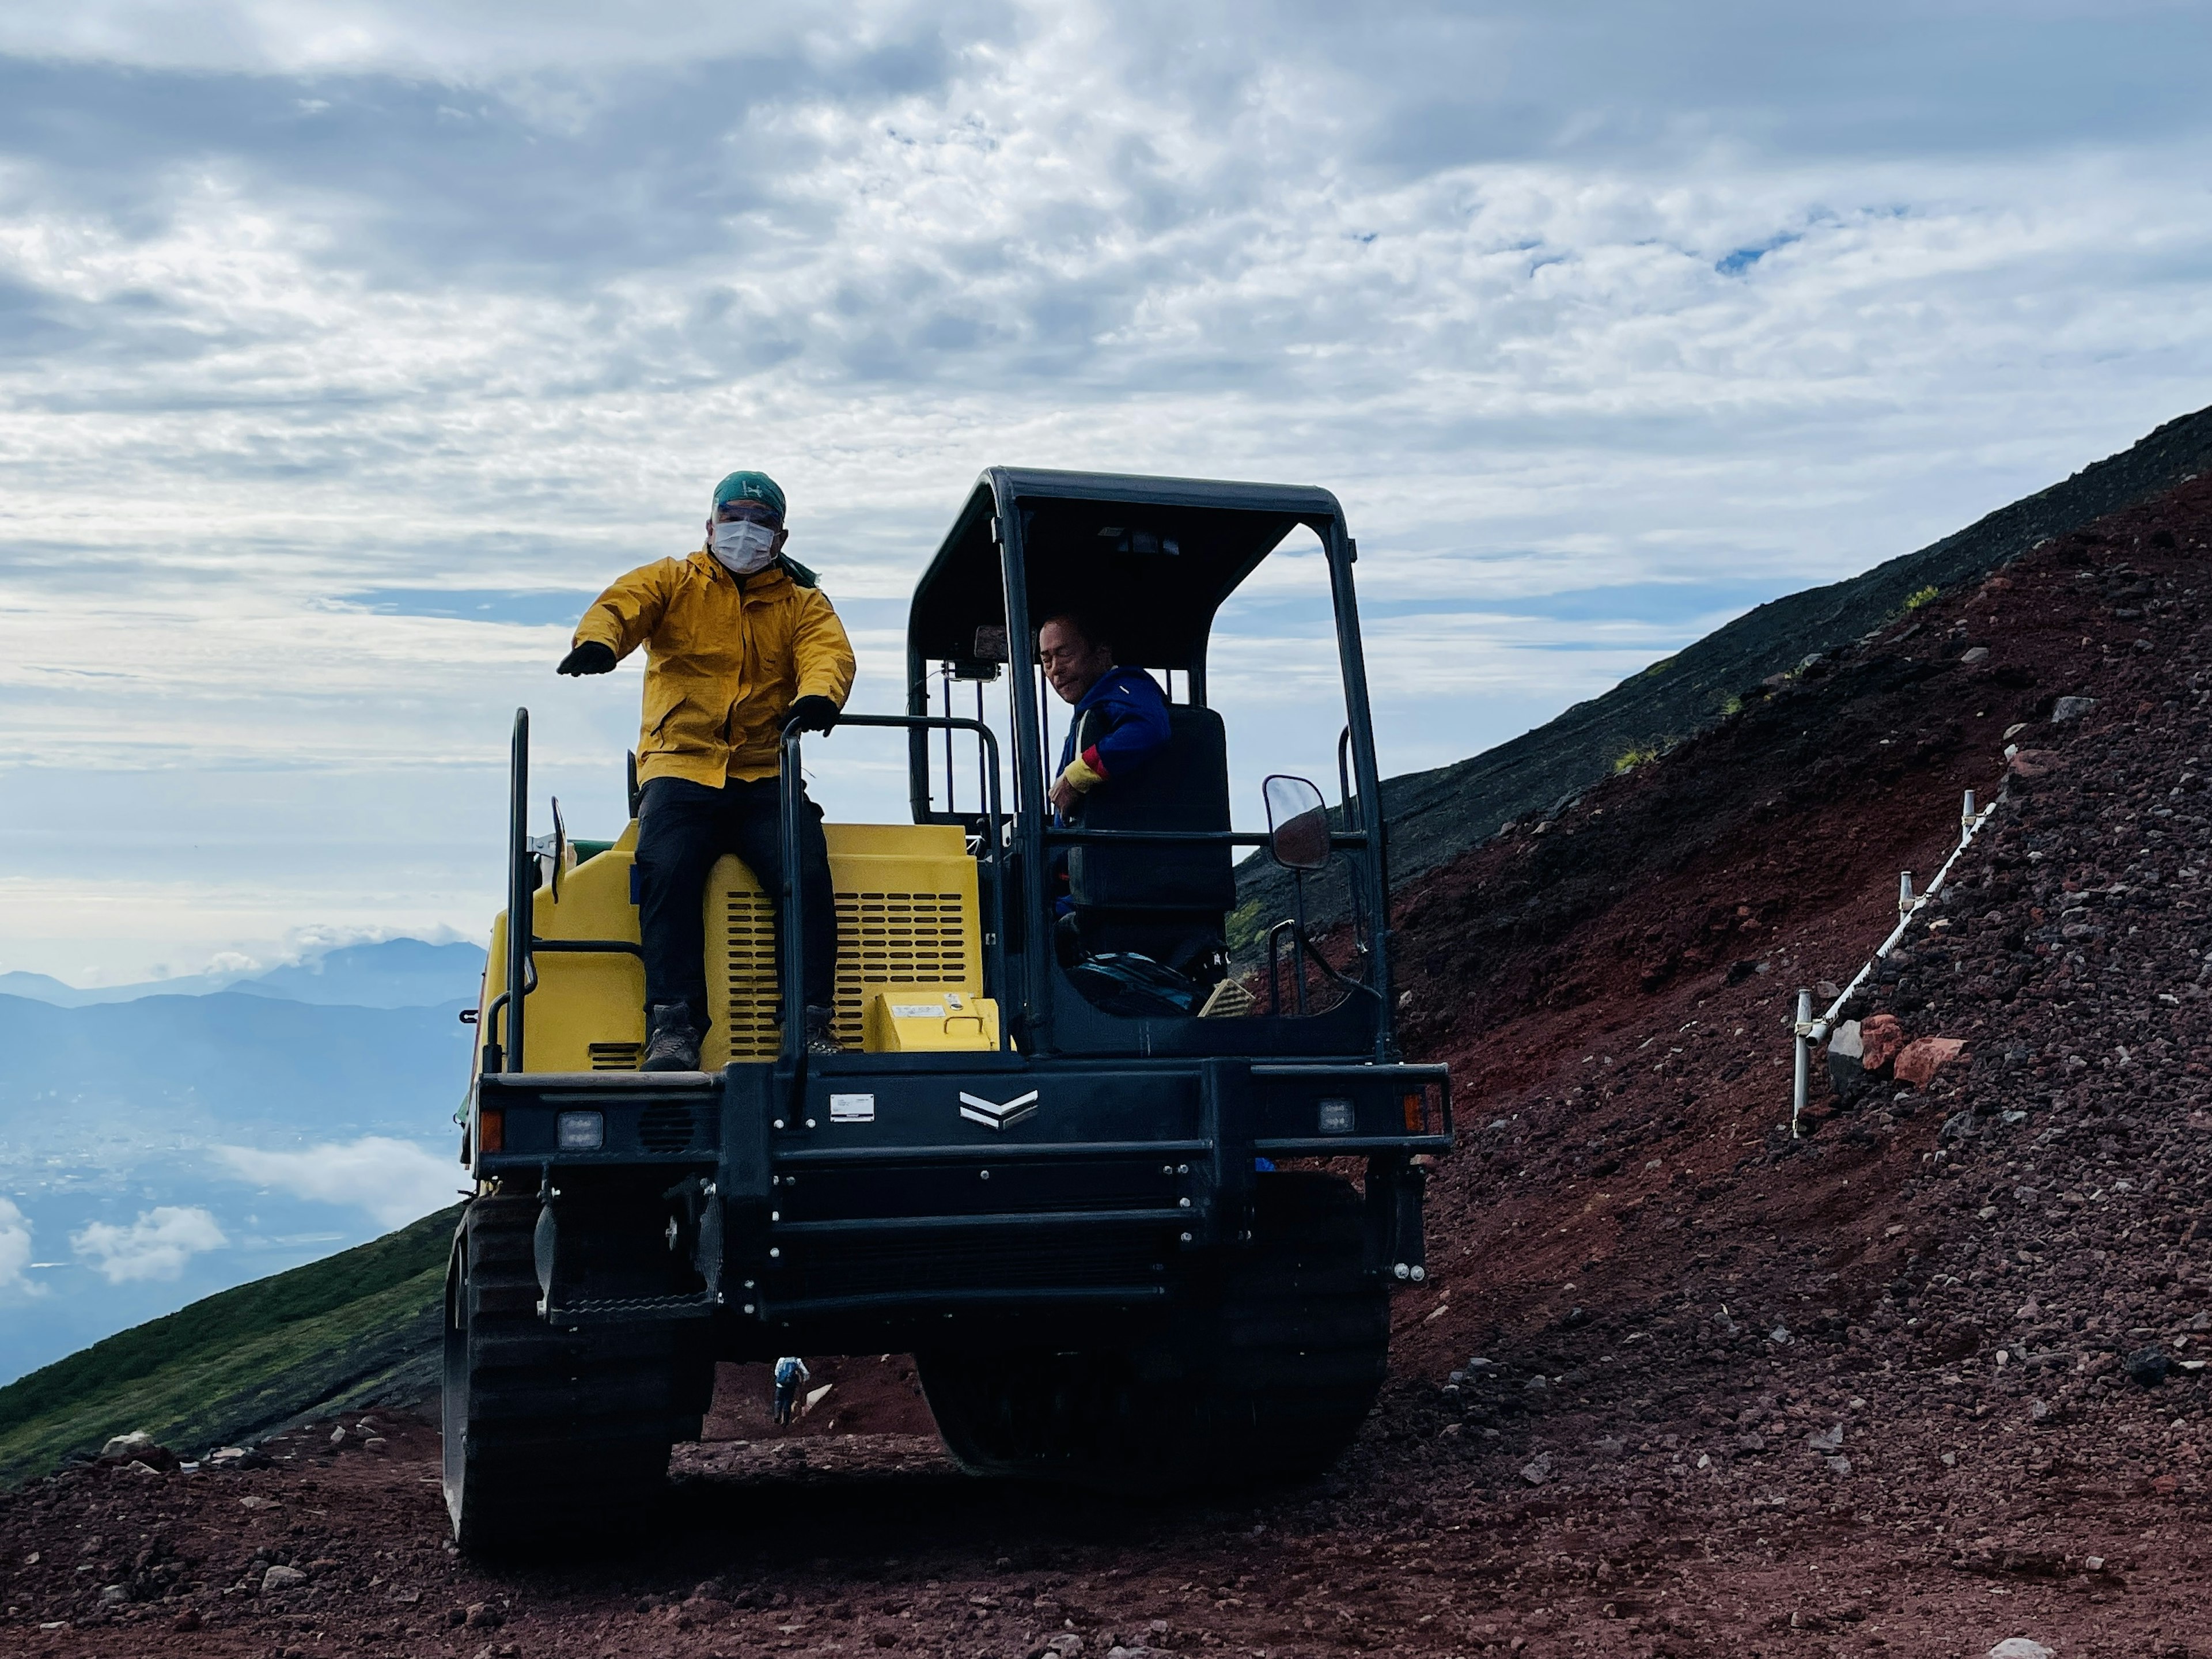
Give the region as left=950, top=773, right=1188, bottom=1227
left=1236, top=400, right=2212, bottom=942
left=0, top=938, right=486, bottom=1010
left=0, top=991, right=475, bottom=1147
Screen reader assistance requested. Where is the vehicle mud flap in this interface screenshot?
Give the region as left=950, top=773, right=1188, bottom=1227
left=1363, top=1153, right=1427, bottom=1285
left=532, top=1195, right=558, bottom=1309
left=916, top=1170, right=1388, bottom=1494
left=660, top=1173, right=724, bottom=1306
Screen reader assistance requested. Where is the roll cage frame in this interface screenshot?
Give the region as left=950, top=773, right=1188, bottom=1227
left=889, top=467, right=1397, bottom=1063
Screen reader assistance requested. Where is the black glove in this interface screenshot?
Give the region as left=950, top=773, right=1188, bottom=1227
left=558, top=641, right=616, bottom=676
left=786, top=695, right=839, bottom=734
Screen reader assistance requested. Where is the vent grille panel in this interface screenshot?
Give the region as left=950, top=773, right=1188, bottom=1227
left=706, top=845, right=978, bottom=1063
left=588, top=1041, right=642, bottom=1071
left=832, top=891, right=969, bottom=1048
left=637, top=1103, right=700, bottom=1154
left=714, top=891, right=783, bottom=1062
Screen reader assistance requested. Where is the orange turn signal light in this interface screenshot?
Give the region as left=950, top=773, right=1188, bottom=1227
left=478, top=1108, right=504, bottom=1154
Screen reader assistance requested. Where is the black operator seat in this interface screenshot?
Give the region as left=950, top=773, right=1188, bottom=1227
left=1064, top=701, right=1236, bottom=982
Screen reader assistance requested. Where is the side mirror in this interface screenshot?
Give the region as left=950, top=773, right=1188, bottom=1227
left=1264, top=775, right=1331, bottom=872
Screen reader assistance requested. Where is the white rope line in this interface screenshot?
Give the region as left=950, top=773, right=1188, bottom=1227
left=1789, top=787, right=2002, bottom=1137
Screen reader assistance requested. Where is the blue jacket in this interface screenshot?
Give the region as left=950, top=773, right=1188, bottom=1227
left=1056, top=666, right=1171, bottom=807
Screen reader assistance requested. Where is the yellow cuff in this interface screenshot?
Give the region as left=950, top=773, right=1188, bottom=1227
left=1060, top=754, right=1105, bottom=793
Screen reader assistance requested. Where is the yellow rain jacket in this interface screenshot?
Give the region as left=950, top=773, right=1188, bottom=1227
left=571, top=550, right=856, bottom=787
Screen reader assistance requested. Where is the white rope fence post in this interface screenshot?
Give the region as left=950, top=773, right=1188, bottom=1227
left=1791, top=987, right=1813, bottom=1138
left=1789, top=787, right=1999, bottom=1138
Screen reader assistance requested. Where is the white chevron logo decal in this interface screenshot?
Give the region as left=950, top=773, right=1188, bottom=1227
left=957, top=1089, right=1039, bottom=1130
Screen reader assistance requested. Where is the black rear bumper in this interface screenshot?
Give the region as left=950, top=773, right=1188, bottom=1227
left=472, top=1054, right=1448, bottom=1345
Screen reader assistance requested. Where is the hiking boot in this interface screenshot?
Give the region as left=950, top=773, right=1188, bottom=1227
left=802, top=1005, right=840, bottom=1055
left=641, top=1003, right=701, bottom=1072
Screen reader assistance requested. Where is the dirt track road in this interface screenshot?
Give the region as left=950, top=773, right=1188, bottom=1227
left=3, top=1355, right=2202, bottom=1659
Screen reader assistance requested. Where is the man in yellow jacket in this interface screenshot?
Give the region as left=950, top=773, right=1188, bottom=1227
left=559, top=469, right=855, bottom=1069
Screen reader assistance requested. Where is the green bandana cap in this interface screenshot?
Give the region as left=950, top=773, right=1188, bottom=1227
left=712, top=470, right=786, bottom=521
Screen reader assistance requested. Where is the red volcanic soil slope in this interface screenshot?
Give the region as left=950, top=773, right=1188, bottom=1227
left=4, top=482, right=2210, bottom=1657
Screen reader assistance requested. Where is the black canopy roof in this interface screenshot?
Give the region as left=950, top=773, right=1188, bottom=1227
left=908, top=468, right=1345, bottom=675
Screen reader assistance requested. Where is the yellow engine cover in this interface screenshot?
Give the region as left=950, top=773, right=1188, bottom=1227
left=861, top=988, right=1001, bottom=1052
left=480, top=820, right=987, bottom=1072
left=703, top=821, right=984, bottom=1066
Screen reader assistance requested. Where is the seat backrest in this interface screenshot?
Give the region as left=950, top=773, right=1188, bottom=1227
left=1067, top=702, right=1236, bottom=913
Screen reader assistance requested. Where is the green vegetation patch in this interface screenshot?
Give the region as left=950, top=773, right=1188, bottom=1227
left=1225, top=897, right=1267, bottom=953
left=0, top=1205, right=460, bottom=1484
left=1902, top=583, right=1940, bottom=611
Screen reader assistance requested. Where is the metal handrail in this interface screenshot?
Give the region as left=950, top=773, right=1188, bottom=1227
left=498, top=709, right=647, bottom=1074
left=780, top=713, right=1010, bottom=1065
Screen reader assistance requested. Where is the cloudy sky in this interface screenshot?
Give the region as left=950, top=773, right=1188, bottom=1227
left=3, top=0, right=2210, bottom=983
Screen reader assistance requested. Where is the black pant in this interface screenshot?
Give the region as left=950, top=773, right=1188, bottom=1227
left=635, top=775, right=836, bottom=1024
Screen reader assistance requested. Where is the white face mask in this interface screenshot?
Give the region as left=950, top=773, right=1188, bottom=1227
left=711, top=518, right=779, bottom=574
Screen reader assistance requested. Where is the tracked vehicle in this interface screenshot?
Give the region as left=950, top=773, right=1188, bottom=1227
left=444, top=469, right=1452, bottom=1550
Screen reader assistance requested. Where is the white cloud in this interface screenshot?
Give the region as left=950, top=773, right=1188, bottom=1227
left=214, top=1136, right=460, bottom=1229
left=0, top=0, right=967, bottom=75
left=70, top=1206, right=228, bottom=1283
left=0, top=1199, right=33, bottom=1291
left=1, top=4, right=2210, bottom=975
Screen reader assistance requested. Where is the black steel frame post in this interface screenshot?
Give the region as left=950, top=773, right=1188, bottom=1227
left=903, top=662, right=933, bottom=824
left=777, top=726, right=810, bottom=1069
left=505, top=708, right=531, bottom=1073
left=988, top=476, right=1052, bottom=1050
left=1321, top=517, right=1395, bottom=1059
left=1335, top=725, right=1372, bottom=957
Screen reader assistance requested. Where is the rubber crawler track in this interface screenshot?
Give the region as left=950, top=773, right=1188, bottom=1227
left=442, top=1194, right=682, bottom=1552
left=916, top=1171, right=1390, bottom=1493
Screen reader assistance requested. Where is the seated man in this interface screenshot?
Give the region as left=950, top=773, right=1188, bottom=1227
left=1041, top=611, right=1171, bottom=841
left=1041, top=613, right=1233, bottom=989
left=558, top=469, right=855, bottom=1069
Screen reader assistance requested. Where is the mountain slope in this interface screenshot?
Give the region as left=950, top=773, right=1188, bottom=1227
left=0, top=1206, right=457, bottom=1484
left=1237, top=400, right=2212, bottom=938
left=7, top=479, right=2210, bottom=1646
left=0, top=937, right=485, bottom=1010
